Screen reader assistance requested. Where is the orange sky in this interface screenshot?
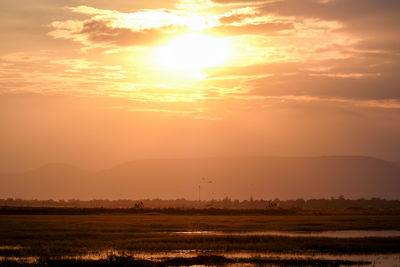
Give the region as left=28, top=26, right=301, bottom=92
left=1, top=0, right=400, bottom=171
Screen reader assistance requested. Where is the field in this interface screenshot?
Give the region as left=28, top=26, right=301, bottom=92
left=1, top=212, right=400, bottom=266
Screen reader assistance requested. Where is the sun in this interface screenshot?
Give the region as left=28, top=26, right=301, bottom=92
left=155, top=33, right=231, bottom=78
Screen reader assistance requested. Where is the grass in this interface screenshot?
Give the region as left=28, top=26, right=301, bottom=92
left=0, top=214, right=399, bottom=259
left=1, top=206, right=399, bottom=216
left=2, top=214, right=400, bottom=233
left=0, top=255, right=371, bottom=266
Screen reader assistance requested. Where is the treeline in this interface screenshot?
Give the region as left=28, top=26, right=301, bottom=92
left=1, top=196, right=399, bottom=210
left=0, top=207, right=301, bottom=215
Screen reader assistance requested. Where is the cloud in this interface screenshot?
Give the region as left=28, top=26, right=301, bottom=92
left=205, top=49, right=400, bottom=101
left=211, top=0, right=270, bottom=4
left=78, top=20, right=168, bottom=46
left=5, top=1, right=400, bottom=111
left=208, top=22, right=293, bottom=36
left=257, top=0, right=400, bottom=21
left=258, top=0, right=400, bottom=44
left=0, top=51, right=129, bottom=95
left=48, top=6, right=218, bottom=49
left=218, top=13, right=255, bottom=23
left=246, top=70, right=400, bottom=101
left=211, top=0, right=400, bottom=54
left=260, top=95, right=400, bottom=110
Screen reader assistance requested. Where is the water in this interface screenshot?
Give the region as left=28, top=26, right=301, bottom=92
left=1, top=249, right=399, bottom=266
left=72, top=252, right=400, bottom=267
left=0, top=246, right=22, bottom=250
left=173, top=230, right=400, bottom=238
left=1, top=230, right=400, bottom=266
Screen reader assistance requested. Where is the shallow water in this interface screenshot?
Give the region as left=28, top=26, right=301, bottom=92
left=1, top=230, right=400, bottom=266
left=1, top=250, right=399, bottom=266
left=56, top=251, right=400, bottom=267
left=89, top=251, right=400, bottom=267
left=0, top=246, right=22, bottom=250
left=173, top=230, right=400, bottom=238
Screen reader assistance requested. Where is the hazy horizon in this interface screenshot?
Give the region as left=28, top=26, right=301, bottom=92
left=1, top=154, right=399, bottom=173
left=1, top=156, right=399, bottom=200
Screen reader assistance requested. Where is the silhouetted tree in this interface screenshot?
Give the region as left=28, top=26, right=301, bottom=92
left=134, top=201, right=144, bottom=209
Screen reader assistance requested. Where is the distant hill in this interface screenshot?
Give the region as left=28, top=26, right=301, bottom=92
left=1, top=156, right=399, bottom=200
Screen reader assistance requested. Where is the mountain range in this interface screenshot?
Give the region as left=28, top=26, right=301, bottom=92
left=1, top=156, right=399, bottom=200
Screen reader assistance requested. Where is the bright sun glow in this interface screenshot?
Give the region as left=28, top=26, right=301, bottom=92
left=156, top=34, right=231, bottom=78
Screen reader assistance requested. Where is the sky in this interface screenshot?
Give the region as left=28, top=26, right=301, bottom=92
left=1, top=0, right=400, bottom=171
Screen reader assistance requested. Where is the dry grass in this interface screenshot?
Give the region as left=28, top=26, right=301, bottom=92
left=0, top=214, right=399, bottom=258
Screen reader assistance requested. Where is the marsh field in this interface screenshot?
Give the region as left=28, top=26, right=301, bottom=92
left=1, top=211, right=400, bottom=266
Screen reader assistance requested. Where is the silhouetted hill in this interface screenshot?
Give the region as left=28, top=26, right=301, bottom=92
left=1, top=156, right=399, bottom=200
left=0, top=163, right=91, bottom=199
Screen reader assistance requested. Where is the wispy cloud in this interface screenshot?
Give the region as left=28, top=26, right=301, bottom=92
left=0, top=0, right=399, bottom=117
